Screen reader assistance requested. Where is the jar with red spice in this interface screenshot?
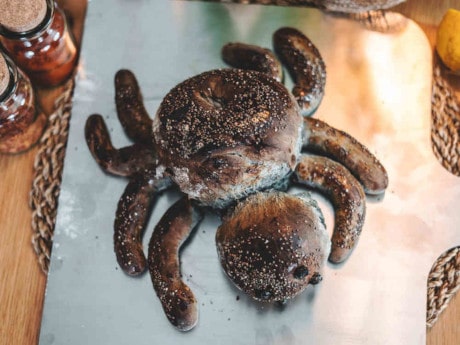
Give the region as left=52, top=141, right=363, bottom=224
left=0, top=0, right=78, bottom=88
left=0, top=50, right=46, bottom=154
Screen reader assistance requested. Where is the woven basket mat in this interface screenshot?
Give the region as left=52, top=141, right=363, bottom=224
left=29, top=53, right=459, bottom=331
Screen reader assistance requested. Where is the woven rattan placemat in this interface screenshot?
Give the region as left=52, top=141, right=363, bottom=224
left=425, top=60, right=460, bottom=326
left=29, top=44, right=459, bottom=331
left=30, top=79, right=74, bottom=274
left=431, top=63, right=460, bottom=176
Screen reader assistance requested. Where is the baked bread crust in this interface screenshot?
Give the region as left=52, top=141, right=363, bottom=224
left=153, top=69, right=303, bottom=207
left=216, top=191, right=330, bottom=302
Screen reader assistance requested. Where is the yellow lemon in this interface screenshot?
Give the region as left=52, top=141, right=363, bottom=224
left=436, top=8, right=460, bottom=73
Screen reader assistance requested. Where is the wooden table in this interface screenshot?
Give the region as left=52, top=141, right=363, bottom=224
left=0, top=1, right=458, bottom=344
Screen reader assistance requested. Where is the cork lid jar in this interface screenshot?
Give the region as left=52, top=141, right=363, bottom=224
left=0, top=0, right=77, bottom=87
left=0, top=51, right=9, bottom=98
left=0, top=51, right=46, bottom=154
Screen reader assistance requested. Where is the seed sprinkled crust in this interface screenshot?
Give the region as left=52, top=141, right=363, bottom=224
left=273, top=27, right=326, bottom=116
left=295, top=155, right=366, bottom=263
left=222, top=42, right=283, bottom=82
left=153, top=68, right=303, bottom=208
left=148, top=197, right=202, bottom=331
left=216, top=191, right=330, bottom=302
left=154, top=69, right=293, bottom=159
left=303, top=117, right=388, bottom=195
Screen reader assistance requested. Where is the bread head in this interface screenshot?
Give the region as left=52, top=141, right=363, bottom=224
left=216, top=191, right=330, bottom=302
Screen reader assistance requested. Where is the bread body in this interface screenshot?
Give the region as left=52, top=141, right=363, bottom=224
left=153, top=69, right=303, bottom=208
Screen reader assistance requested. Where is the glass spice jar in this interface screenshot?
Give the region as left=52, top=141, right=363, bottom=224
left=0, top=0, right=78, bottom=88
left=0, top=51, right=46, bottom=154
